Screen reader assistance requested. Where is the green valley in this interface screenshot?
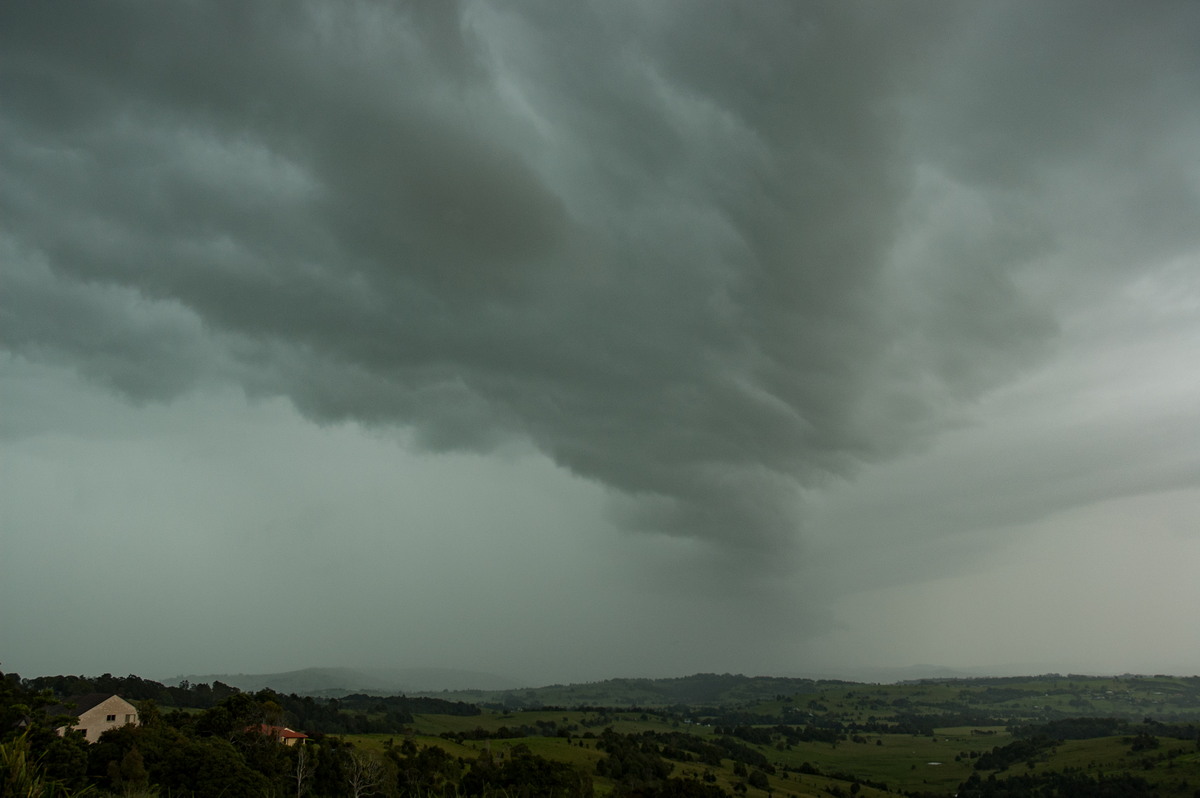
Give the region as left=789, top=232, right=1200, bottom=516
left=4, top=670, right=1199, bottom=797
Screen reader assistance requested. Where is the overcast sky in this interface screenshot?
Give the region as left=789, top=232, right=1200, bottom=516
left=3, top=1, right=1199, bottom=687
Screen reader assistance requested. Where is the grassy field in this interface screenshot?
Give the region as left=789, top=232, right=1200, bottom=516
left=327, top=674, right=1200, bottom=797
left=339, top=713, right=1200, bottom=797
left=346, top=717, right=989, bottom=795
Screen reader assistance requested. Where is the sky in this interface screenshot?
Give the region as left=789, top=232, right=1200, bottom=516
left=3, top=1, right=1199, bottom=688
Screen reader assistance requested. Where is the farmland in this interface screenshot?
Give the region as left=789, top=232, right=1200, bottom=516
left=7, top=670, right=1200, bottom=796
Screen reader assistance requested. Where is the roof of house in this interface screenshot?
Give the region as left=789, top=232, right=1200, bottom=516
left=255, top=724, right=308, bottom=740
left=46, top=693, right=127, bottom=718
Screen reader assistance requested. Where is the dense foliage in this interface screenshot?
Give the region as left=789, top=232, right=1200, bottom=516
left=0, top=669, right=555, bottom=798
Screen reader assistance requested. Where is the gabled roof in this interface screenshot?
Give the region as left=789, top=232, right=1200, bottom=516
left=46, top=693, right=123, bottom=718
left=254, top=723, right=308, bottom=740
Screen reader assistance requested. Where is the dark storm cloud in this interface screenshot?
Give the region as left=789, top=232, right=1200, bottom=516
left=3, top=1, right=1199, bottom=561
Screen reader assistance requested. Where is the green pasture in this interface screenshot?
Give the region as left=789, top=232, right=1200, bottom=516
left=333, top=675, right=1200, bottom=798
left=342, top=726, right=919, bottom=798
left=746, top=730, right=990, bottom=795
left=732, top=674, right=1200, bottom=726
left=1032, top=735, right=1200, bottom=796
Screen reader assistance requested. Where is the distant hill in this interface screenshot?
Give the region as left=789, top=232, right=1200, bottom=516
left=162, top=670, right=853, bottom=705
left=411, top=673, right=838, bottom=707
left=166, top=666, right=522, bottom=696
left=162, top=667, right=1200, bottom=712
left=400, top=667, right=1200, bottom=710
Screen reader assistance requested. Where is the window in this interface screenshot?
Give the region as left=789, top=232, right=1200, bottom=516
left=125, top=714, right=134, bottom=723
left=106, top=714, right=116, bottom=722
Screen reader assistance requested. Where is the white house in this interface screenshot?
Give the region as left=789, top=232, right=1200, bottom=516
left=50, top=694, right=140, bottom=743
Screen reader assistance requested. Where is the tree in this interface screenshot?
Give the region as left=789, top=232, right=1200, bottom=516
left=1, top=732, right=96, bottom=798
left=347, top=750, right=385, bottom=798
left=159, top=736, right=271, bottom=796
left=0, top=676, right=91, bottom=793
left=1129, top=732, right=1159, bottom=752
left=293, top=743, right=315, bottom=798
left=390, top=739, right=462, bottom=797
left=106, top=746, right=150, bottom=796
left=135, top=700, right=162, bottom=729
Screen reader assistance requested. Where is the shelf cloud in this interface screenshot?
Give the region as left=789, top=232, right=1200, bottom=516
left=3, top=1, right=1199, bottom=681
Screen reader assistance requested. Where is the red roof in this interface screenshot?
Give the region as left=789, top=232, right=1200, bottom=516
left=252, top=724, right=308, bottom=740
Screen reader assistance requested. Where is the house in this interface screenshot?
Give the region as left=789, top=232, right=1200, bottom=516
left=49, top=694, right=140, bottom=743
left=253, top=723, right=308, bottom=746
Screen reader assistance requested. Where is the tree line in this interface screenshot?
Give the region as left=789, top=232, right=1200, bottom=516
left=1, top=669, right=577, bottom=797
left=1, top=669, right=745, bottom=798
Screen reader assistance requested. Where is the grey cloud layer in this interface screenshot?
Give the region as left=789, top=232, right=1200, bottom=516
left=4, top=1, right=1199, bottom=558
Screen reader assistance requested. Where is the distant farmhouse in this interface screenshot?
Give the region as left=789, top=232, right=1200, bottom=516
left=49, top=694, right=139, bottom=742
left=252, top=723, right=308, bottom=746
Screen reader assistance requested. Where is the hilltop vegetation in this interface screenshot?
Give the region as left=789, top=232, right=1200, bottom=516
left=166, top=667, right=521, bottom=697
left=3, top=669, right=1199, bottom=797
left=422, top=672, right=1200, bottom=720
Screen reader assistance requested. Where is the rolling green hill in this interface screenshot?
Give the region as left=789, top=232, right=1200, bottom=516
left=415, top=672, right=1200, bottom=720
